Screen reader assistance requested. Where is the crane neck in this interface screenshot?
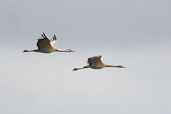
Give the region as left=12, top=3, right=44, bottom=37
left=105, top=65, right=126, bottom=68
left=105, top=65, right=120, bottom=68
left=56, top=49, right=74, bottom=52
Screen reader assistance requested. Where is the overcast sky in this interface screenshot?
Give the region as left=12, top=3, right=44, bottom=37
left=0, top=0, right=171, bottom=114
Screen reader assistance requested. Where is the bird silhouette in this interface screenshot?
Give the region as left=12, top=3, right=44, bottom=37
left=73, top=55, right=126, bottom=71
left=23, top=33, right=75, bottom=53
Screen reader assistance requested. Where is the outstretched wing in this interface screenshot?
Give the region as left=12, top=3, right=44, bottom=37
left=87, top=56, right=103, bottom=66
left=50, top=34, right=57, bottom=47
left=37, top=33, right=55, bottom=50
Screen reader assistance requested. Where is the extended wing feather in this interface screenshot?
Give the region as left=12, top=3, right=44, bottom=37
left=50, top=34, right=57, bottom=46
left=37, top=33, right=52, bottom=49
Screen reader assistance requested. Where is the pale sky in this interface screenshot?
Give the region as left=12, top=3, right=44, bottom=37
left=0, top=0, right=171, bottom=114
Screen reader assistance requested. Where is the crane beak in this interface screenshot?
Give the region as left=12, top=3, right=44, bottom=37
left=117, top=65, right=126, bottom=68
left=68, top=49, right=75, bottom=52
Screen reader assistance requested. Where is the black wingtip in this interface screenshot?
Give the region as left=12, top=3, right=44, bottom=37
left=41, top=33, right=44, bottom=38
left=43, top=33, right=46, bottom=37
left=40, top=32, right=48, bottom=39
left=53, top=34, right=57, bottom=40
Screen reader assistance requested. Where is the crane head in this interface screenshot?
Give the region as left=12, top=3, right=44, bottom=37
left=67, top=49, right=75, bottom=52
left=117, top=65, right=126, bottom=68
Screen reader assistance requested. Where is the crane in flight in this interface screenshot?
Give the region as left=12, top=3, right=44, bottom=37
left=73, top=55, right=126, bottom=71
left=23, top=33, right=75, bottom=53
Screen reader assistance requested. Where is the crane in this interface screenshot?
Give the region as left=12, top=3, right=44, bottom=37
left=73, top=55, right=126, bottom=71
left=23, top=33, right=75, bottom=53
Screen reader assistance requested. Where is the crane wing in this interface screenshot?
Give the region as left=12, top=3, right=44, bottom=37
left=37, top=33, right=57, bottom=49
left=87, top=56, right=103, bottom=66
left=50, top=35, right=57, bottom=46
